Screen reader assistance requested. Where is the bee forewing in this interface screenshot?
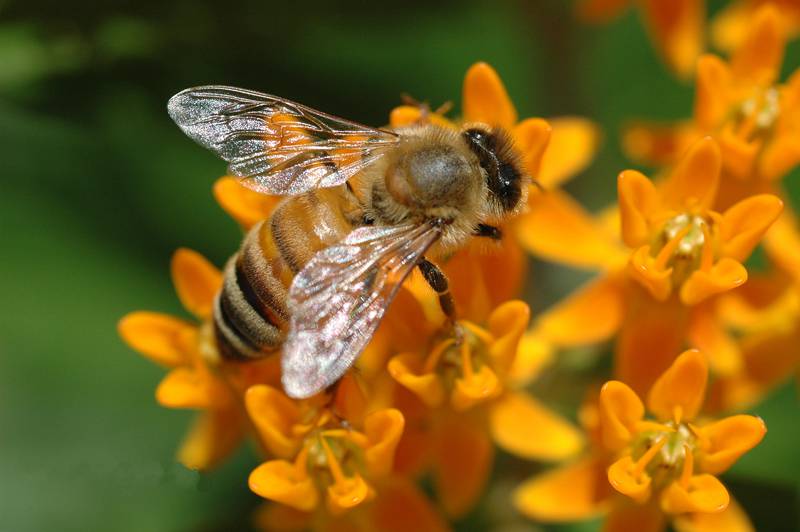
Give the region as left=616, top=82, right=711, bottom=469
left=281, top=223, right=442, bottom=398
left=167, top=86, right=399, bottom=195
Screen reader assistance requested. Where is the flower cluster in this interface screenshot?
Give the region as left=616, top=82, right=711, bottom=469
left=119, top=6, right=797, bottom=526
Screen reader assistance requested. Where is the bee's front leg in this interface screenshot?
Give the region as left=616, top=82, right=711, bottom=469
left=473, top=223, right=502, bottom=240
left=418, top=258, right=463, bottom=342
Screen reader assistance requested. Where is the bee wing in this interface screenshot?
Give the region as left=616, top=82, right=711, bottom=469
left=281, top=223, right=442, bottom=398
left=168, top=86, right=400, bottom=195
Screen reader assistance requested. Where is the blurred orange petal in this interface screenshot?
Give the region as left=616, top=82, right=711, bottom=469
left=647, top=349, right=707, bottom=422
left=171, top=248, right=222, bottom=320
left=604, top=498, right=665, bottom=532
left=388, top=105, right=455, bottom=129
left=599, top=380, right=644, bottom=451
left=730, top=4, right=784, bottom=84
left=514, top=457, right=611, bottom=521
left=694, top=55, right=732, bottom=130
left=698, top=415, right=766, bottom=474
left=639, top=0, right=704, bottom=79
left=687, top=306, right=742, bottom=377
left=660, top=475, right=729, bottom=514
left=177, top=409, right=245, bottom=471
left=516, top=189, right=625, bottom=269
left=513, top=117, right=552, bottom=180
left=213, top=176, right=280, bottom=230
left=532, top=274, right=624, bottom=346
left=156, top=367, right=229, bottom=409
left=719, top=194, right=783, bottom=262
left=118, top=311, right=194, bottom=367
left=490, top=391, right=584, bottom=461
left=433, top=414, right=493, bottom=518
left=622, top=120, right=695, bottom=167
left=368, top=478, right=450, bottom=532
left=662, top=137, right=721, bottom=212
left=462, top=62, right=517, bottom=129
left=537, top=117, right=600, bottom=188
left=680, top=258, right=747, bottom=306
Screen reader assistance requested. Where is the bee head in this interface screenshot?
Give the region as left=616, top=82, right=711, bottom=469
left=462, top=126, right=525, bottom=213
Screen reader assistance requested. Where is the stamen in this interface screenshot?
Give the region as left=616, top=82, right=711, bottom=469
left=699, top=224, right=714, bottom=272
left=320, top=436, right=347, bottom=486
left=460, top=341, right=474, bottom=380
left=634, top=436, right=668, bottom=477
left=673, top=405, right=683, bottom=425
left=294, top=444, right=310, bottom=477
left=679, top=444, right=694, bottom=488
left=655, top=226, right=692, bottom=269
left=461, top=322, right=496, bottom=345
left=423, top=338, right=455, bottom=374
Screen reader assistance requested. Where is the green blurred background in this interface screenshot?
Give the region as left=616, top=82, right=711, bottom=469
left=1, top=1, right=797, bottom=530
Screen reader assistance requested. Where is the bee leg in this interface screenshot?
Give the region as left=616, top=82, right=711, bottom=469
left=418, top=258, right=458, bottom=330
left=474, top=223, right=502, bottom=240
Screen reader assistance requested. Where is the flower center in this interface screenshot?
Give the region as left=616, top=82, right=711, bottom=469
left=653, top=213, right=714, bottom=285
left=735, top=86, right=780, bottom=140
left=631, top=421, right=698, bottom=491
left=425, top=323, right=493, bottom=385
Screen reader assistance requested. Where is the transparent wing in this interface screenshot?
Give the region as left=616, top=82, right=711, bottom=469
left=168, top=86, right=400, bottom=195
left=281, top=223, right=442, bottom=398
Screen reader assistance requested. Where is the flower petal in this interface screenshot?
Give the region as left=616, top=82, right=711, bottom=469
left=462, top=62, right=517, bottom=129
left=719, top=195, right=783, bottom=262
left=604, top=498, right=665, bottom=532
left=367, top=478, right=449, bottom=532
left=694, top=55, right=733, bottom=130
left=647, top=349, right=707, bottom=422
left=486, top=300, right=530, bottom=375
left=622, top=120, right=695, bottom=167
left=516, top=189, right=626, bottom=269
left=608, top=455, right=652, bottom=503
left=245, top=385, right=303, bottom=459
left=680, top=258, right=748, bottom=306
left=628, top=245, right=674, bottom=302
left=451, top=365, right=502, bottom=411
left=673, top=496, right=754, bottom=532
left=662, top=137, right=721, bottom=212
left=364, top=408, right=405, bottom=477
left=660, top=475, right=729, bottom=514
left=599, top=380, right=644, bottom=451
left=618, top=169, right=661, bottom=248
left=156, top=366, right=230, bottom=409
left=730, top=4, right=784, bottom=85
left=687, top=305, right=742, bottom=377
left=433, top=413, right=493, bottom=518
left=326, top=473, right=374, bottom=514
left=533, top=274, right=624, bottom=347
left=536, top=117, right=600, bottom=189
left=388, top=105, right=455, bottom=129
left=213, top=176, right=280, bottom=230
left=639, top=0, right=704, bottom=79
left=118, top=311, right=194, bottom=367
left=489, top=391, right=584, bottom=461
left=177, top=409, right=245, bottom=471
left=513, top=457, right=611, bottom=522
left=698, top=415, right=766, bottom=474
left=171, top=248, right=222, bottom=320
left=249, top=460, right=319, bottom=512
left=759, top=133, right=800, bottom=181
left=513, top=117, right=552, bottom=180
left=387, top=352, right=446, bottom=408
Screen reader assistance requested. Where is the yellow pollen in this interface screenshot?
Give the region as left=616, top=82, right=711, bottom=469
left=738, top=87, right=780, bottom=137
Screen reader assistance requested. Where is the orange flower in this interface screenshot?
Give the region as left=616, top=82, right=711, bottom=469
left=624, top=5, right=800, bottom=207
left=388, top=300, right=583, bottom=517
left=246, top=376, right=405, bottom=516
left=515, top=350, right=765, bottom=531
left=118, top=248, right=279, bottom=469
left=527, top=138, right=783, bottom=394
left=577, top=0, right=705, bottom=79
left=712, top=0, right=800, bottom=52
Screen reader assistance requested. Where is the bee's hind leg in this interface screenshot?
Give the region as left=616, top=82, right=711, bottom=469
left=417, top=258, right=463, bottom=342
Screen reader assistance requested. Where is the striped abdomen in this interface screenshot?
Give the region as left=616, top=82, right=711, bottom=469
left=213, top=188, right=360, bottom=361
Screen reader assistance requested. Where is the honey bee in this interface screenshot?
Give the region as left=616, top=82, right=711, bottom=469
left=168, top=86, right=528, bottom=399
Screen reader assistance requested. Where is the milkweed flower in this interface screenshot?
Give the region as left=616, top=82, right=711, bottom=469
left=712, top=0, right=800, bottom=52
left=528, top=137, right=782, bottom=394
left=388, top=299, right=584, bottom=517
left=245, top=376, right=405, bottom=515
left=118, top=248, right=279, bottom=469
left=577, top=0, right=705, bottom=79
left=514, top=349, right=766, bottom=531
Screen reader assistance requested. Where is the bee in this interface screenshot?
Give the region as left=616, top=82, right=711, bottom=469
left=168, top=86, right=528, bottom=399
